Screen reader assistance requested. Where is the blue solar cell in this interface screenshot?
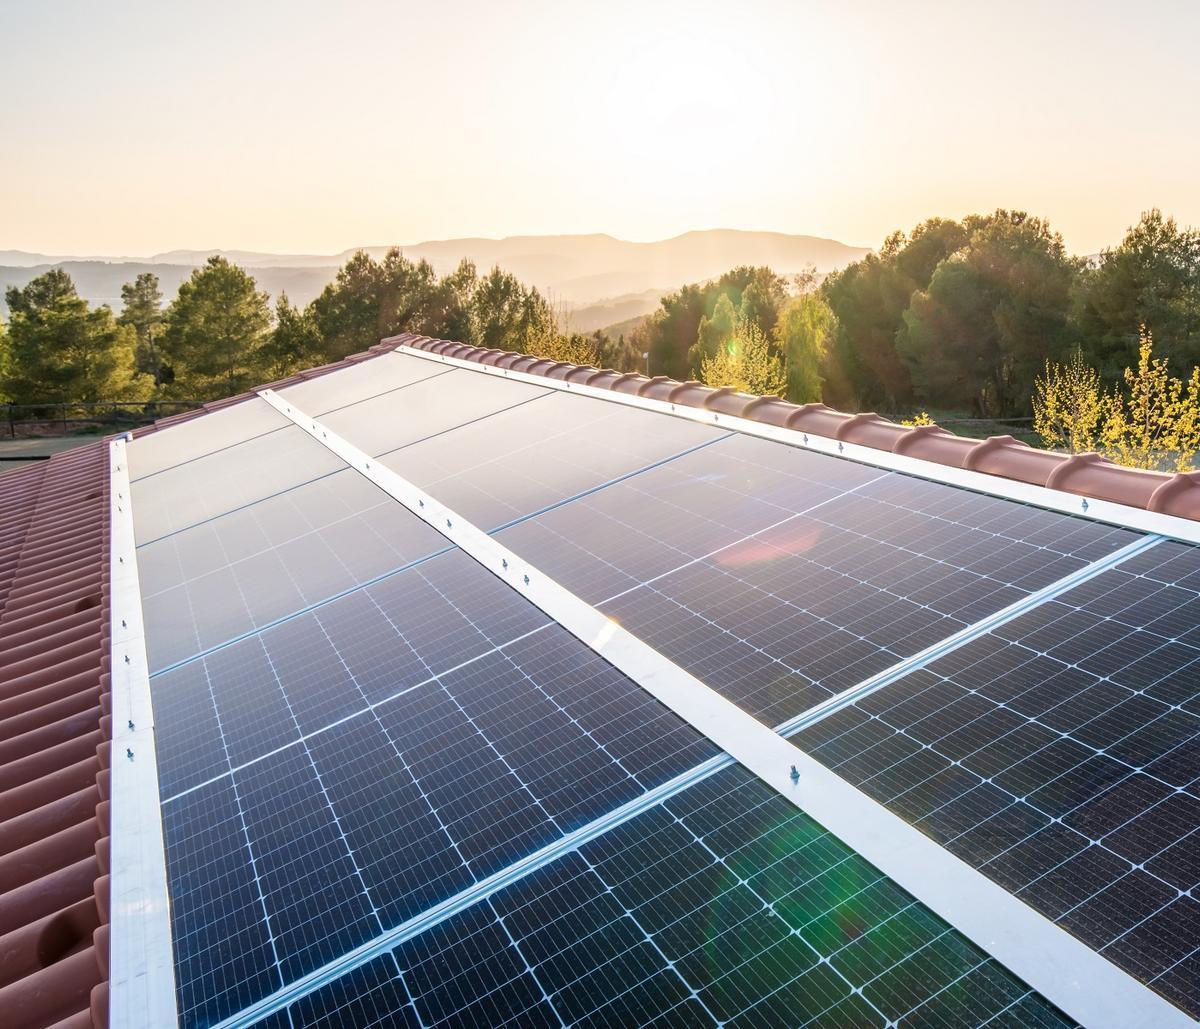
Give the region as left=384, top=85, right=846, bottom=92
left=264, top=765, right=1072, bottom=1028
left=796, top=540, right=1200, bottom=1017
left=497, top=432, right=1136, bottom=730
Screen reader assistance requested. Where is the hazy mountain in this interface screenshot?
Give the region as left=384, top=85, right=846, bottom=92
left=1, top=229, right=869, bottom=317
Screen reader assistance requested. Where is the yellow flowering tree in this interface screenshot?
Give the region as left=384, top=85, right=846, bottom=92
left=1032, top=328, right=1200, bottom=471
left=1033, top=348, right=1103, bottom=453
left=699, top=314, right=787, bottom=396
left=1100, top=327, right=1200, bottom=471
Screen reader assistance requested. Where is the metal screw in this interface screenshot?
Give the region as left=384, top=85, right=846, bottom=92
left=837, top=442, right=844, bottom=453
left=502, top=559, right=508, bottom=570
left=1082, top=499, right=1090, bottom=512
left=128, top=719, right=135, bottom=730
left=121, top=619, right=127, bottom=628
left=446, top=519, right=452, bottom=529
left=790, top=765, right=800, bottom=784
left=126, top=748, right=134, bottom=760
left=523, top=574, right=530, bottom=586
left=124, top=654, right=130, bottom=664
left=418, top=499, right=424, bottom=508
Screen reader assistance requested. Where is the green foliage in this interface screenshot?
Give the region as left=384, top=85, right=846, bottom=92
left=118, top=272, right=165, bottom=386
left=698, top=312, right=786, bottom=396
left=161, top=257, right=271, bottom=397
left=1075, top=209, right=1200, bottom=378
left=821, top=218, right=966, bottom=410
left=775, top=286, right=836, bottom=403
left=897, top=211, right=1082, bottom=416
left=634, top=266, right=787, bottom=381
left=1, top=268, right=143, bottom=403
left=469, top=266, right=554, bottom=351
left=262, top=293, right=322, bottom=379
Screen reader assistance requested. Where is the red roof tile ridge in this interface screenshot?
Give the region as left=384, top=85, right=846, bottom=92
left=396, top=334, right=1200, bottom=524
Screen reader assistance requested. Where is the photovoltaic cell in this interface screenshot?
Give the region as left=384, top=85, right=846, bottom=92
left=498, top=432, right=1135, bottom=729
left=127, top=396, right=290, bottom=480
left=137, top=468, right=449, bottom=672
left=795, top=539, right=1200, bottom=1017
left=265, top=765, right=1073, bottom=1028
left=153, top=546, right=718, bottom=1025
left=381, top=390, right=724, bottom=530
left=131, top=424, right=344, bottom=544
left=318, top=367, right=550, bottom=457
left=274, top=351, right=453, bottom=416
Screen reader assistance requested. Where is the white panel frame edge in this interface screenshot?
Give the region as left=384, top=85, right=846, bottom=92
left=260, top=389, right=1193, bottom=1029
left=399, top=344, right=1200, bottom=547
left=108, top=436, right=179, bottom=1028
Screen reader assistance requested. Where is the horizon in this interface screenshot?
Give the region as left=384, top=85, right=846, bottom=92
left=5, top=0, right=1199, bottom=257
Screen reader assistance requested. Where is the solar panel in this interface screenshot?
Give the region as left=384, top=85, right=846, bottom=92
left=495, top=432, right=1136, bottom=728
left=137, top=468, right=449, bottom=671
left=127, top=396, right=291, bottom=480
left=317, top=367, right=551, bottom=457
left=122, top=357, right=1197, bottom=1027
left=152, top=545, right=721, bottom=1025
left=270, top=764, right=1074, bottom=1028
left=795, top=539, right=1200, bottom=1016
left=131, top=424, right=344, bottom=544
left=274, top=352, right=455, bottom=416
left=381, top=389, right=725, bottom=531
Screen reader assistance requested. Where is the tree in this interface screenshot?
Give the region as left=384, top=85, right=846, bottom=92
left=897, top=210, right=1082, bottom=416
left=118, top=272, right=166, bottom=386
left=775, top=284, right=836, bottom=403
left=161, top=257, right=271, bottom=397
left=688, top=267, right=788, bottom=375
left=1, top=268, right=142, bottom=403
left=262, top=293, right=322, bottom=379
left=470, top=267, right=554, bottom=351
left=1075, top=209, right=1200, bottom=378
left=698, top=313, right=786, bottom=396
left=1100, top=327, right=1200, bottom=471
left=1033, top=348, right=1103, bottom=453
left=821, top=218, right=967, bottom=410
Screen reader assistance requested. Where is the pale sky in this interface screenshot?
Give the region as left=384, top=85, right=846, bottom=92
left=4, top=0, right=1198, bottom=256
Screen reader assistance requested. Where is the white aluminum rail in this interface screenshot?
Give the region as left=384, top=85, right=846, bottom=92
left=108, top=435, right=179, bottom=1028
left=398, top=344, right=1200, bottom=546
left=259, top=389, right=1191, bottom=1029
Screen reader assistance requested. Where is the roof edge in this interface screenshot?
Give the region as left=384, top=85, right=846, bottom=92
left=389, top=332, right=1200, bottom=525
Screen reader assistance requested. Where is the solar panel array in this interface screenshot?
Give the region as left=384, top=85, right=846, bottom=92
left=126, top=349, right=1200, bottom=1026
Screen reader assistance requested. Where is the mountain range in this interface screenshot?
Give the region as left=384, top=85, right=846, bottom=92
left=0, top=230, right=870, bottom=331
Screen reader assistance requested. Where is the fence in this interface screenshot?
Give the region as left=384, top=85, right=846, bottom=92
left=3, top=400, right=206, bottom=439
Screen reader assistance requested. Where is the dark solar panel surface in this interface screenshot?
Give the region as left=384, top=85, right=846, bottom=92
left=381, top=390, right=725, bottom=531
left=266, top=765, right=1074, bottom=1029
left=795, top=540, right=1200, bottom=1017
left=138, top=468, right=450, bottom=672
left=154, top=547, right=718, bottom=1026
left=498, top=433, right=1136, bottom=729
left=132, top=361, right=1186, bottom=1028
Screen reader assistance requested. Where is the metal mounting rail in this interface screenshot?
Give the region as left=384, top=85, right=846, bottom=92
left=247, top=389, right=1189, bottom=1029
left=108, top=435, right=179, bottom=1028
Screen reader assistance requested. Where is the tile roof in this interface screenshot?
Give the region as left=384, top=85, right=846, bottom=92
left=1, top=330, right=1196, bottom=1029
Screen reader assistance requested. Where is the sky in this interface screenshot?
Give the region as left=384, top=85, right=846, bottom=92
left=3, top=0, right=1198, bottom=257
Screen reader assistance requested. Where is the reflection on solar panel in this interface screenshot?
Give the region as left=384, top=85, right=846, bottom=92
left=107, top=343, right=1200, bottom=1027
left=273, top=766, right=1075, bottom=1029
left=796, top=540, right=1200, bottom=1016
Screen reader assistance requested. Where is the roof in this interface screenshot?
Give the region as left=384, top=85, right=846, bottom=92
left=2, top=334, right=1198, bottom=1029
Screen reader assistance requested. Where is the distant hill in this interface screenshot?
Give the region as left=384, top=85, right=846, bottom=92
left=1, top=229, right=869, bottom=317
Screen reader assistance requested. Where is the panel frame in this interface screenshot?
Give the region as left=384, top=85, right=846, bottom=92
left=255, top=388, right=1189, bottom=1029
left=398, top=344, right=1200, bottom=546
left=109, top=435, right=179, bottom=1028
